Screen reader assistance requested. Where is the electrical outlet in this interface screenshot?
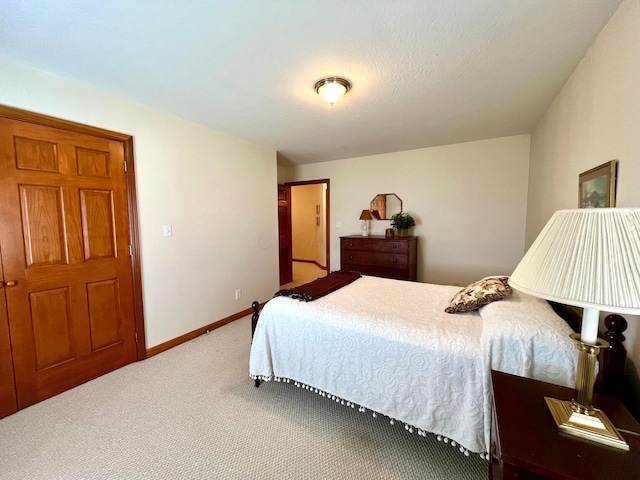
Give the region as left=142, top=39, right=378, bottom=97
left=336, top=221, right=342, bottom=228
left=235, top=289, right=242, bottom=300
left=163, top=225, right=173, bottom=237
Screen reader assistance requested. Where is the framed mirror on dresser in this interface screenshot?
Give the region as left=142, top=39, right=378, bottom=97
left=370, top=193, right=402, bottom=220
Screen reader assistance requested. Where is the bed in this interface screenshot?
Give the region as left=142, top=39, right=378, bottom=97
left=249, top=274, right=628, bottom=456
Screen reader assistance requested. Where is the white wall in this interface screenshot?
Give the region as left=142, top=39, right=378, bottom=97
left=527, top=0, right=640, bottom=413
left=0, top=56, right=279, bottom=348
left=527, top=0, right=640, bottom=245
left=281, top=135, right=531, bottom=286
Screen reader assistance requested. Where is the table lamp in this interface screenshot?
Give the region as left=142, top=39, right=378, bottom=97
left=509, top=208, right=640, bottom=450
left=359, top=209, right=373, bottom=236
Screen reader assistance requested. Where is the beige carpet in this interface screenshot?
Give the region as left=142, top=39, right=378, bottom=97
left=0, top=316, right=487, bottom=479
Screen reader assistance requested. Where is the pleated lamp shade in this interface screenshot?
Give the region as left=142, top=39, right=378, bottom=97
left=509, top=208, right=640, bottom=315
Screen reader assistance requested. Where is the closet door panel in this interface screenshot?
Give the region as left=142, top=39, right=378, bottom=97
left=0, top=118, right=137, bottom=409
left=0, top=266, right=18, bottom=418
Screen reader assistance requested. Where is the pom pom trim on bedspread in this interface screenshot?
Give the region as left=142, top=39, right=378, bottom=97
left=250, top=374, right=489, bottom=460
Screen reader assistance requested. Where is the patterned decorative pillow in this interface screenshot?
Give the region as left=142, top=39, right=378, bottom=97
left=445, top=276, right=513, bottom=313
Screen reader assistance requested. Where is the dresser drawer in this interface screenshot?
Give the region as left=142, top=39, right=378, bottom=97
left=339, top=235, right=418, bottom=282
left=341, top=237, right=409, bottom=254
left=343, top=251, right=408, bottom=268
left=342, top=264, right=411, bottom=280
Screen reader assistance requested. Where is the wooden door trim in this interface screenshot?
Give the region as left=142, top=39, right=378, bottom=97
left=0, top=104, right=147, bottom=360
left=277, top=184, right=293, bottom=285
left=285, top=179, right=330, bottom=272
left=0, top=105, right=131, bottom=141
left=122, top=138, right=147, bottom=359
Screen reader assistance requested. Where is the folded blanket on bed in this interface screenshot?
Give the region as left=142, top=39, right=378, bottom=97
left=274, top=270, right=362, bottom=301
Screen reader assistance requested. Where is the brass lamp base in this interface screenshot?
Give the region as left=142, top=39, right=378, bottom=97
left=545, top=397, right=629, bottom=450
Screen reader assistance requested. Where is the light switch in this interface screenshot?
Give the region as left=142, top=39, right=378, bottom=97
left=163, top=225, right=173, bottom=237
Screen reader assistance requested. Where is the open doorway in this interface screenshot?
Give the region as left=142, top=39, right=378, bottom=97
left=278, top=179, right=330, bottom=288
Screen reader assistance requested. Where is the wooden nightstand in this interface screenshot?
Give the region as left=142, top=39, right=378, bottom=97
left=490, top=370, right=640, bottom=480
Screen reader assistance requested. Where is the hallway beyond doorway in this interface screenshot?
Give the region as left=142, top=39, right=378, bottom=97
left=280, top=261, right=327, bottom=289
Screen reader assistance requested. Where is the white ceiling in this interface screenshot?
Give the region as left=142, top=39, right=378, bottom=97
left=0, top=1, right=623, bottom=165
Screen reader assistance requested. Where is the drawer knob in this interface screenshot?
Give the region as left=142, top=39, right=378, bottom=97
left=3, top=280, right=18, bottom=287
left=349, top=242, right=353, bottom=247
left=349, top=255, right=353, bottom=260
left=393, top=258, right=397, bottom=263
left=393, top=245, right=397, bottom=249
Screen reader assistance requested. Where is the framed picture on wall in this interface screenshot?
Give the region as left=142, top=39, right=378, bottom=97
left=578, top=160, right=618, bottom=208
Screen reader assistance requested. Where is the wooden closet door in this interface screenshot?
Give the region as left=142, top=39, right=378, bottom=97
left=278, top=184, right=292, bottom=285
left=0, top=118, right=137, bottom=409
left=0, top=256, right=18, bottom=418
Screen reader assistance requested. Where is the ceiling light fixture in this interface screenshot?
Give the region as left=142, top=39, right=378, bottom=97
left=314, top=77, right=351, bottom=106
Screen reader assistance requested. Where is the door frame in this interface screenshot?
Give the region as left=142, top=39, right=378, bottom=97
left=286, top=179, right=330, bottom=272
left=277, top=184, right=293, bottom=285
left=0, top=104, right=147, bottom=360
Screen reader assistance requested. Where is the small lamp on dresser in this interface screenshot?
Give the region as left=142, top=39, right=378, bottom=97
left=509, top=208, right=640, bottom=450
left=359, top=209, right=373, bottom=236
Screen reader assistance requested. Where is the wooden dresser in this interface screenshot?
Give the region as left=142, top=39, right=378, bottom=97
left=340, top=235, right=418, bottom=281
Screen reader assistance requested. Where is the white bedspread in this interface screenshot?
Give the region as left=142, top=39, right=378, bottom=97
left=249, top=276, right=577, bottom=453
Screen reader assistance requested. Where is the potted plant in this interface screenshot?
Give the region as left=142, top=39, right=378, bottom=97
left=390, top=212, right=415, bottom=237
